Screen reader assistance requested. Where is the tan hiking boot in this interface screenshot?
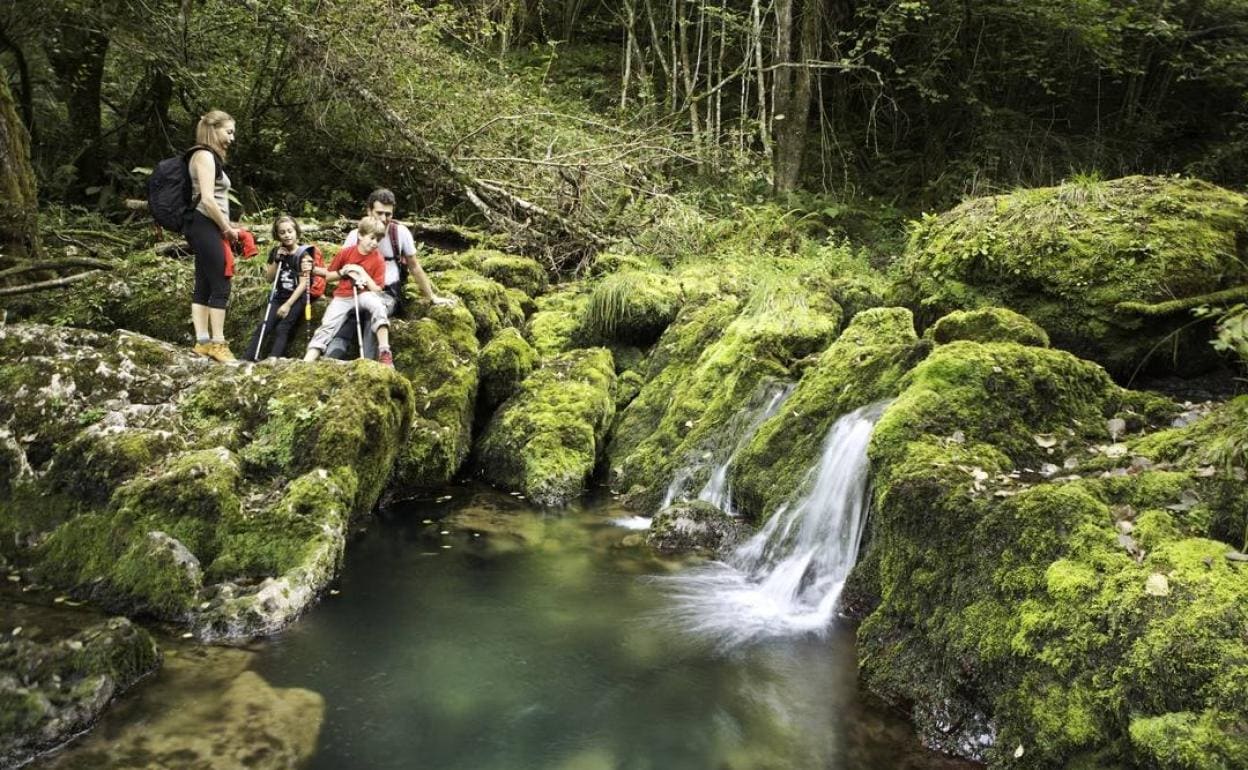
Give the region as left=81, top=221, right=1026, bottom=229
left=206, top=342, right=236, bottom=363
left=192, top=341, right=214, bottom=357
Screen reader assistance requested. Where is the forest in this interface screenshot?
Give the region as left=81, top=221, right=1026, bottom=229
left=1, top=1, right=1247, bottom=769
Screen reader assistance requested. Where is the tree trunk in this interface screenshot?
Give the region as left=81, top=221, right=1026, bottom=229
left=0, top=75, right=39, bottom=258
left=47, top=18, right=111, bottom=198
left=772, top=0, right=821, bottom=193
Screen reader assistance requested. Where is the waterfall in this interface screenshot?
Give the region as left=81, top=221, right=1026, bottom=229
left=659, top=382, right=795, bottom=512
left=658, top=401, right=886, bottom=648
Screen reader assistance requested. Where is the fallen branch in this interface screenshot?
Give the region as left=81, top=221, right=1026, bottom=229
left=0, top=258, right=116, bottom=280
left=1117, top=285, right=1248, bottom=317
left=0, top=271, right=104, bottom=297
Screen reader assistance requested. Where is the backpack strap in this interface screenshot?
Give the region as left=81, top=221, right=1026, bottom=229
left=182, top=145, right=223, bottom=212
left=387, top=221, right=402, bottom=265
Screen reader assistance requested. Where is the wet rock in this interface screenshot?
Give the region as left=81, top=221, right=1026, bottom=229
left=387, top=302, right=480, bottom=495
left=0, top=617, right=160, bottom=767
left=609, top=285, right=841, bottom=510
left=859, top=341, right=1248, bottom=768
left=647, top=501, right=747, bottom=554
left=730, top=307, right=921, bottom=519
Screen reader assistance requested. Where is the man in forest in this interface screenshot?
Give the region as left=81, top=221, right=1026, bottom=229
left=326, top=188, right=454, bottom=359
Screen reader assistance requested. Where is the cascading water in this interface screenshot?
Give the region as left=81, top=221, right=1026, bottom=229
left=658, top=401, right=887, bottom=648
left=659, top=382, right=795, bottom=512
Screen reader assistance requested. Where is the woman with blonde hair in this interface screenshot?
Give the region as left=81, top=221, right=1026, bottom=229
left=186, top=110, right=240, bottom=362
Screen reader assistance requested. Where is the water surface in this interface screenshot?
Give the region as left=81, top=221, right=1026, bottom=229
left=36, top=485, right=974, bottom=770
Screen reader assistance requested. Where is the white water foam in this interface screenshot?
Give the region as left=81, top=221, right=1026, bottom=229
left=611, top=516, right=653, bottom=531
left=657, top=401, right=886, bottom=648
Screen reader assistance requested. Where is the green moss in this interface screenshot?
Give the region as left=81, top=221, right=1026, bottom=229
left=475, top=348, right=616, bottom=506
left=476, top=251, right=550, bottom=297
left=208, top=467, right=355, bottom=580
left=858, top=336, right=1248, bottom=768
left=389, top=303, right=479, bottom=494
left=608, top=284, right=841, bottom=509
left=731, top=307, right=922, bottom=518
left=927, top=307, right=1051, bottom=347
left=526, top=284, right=589, bottom=359
left=893, top=175, right=1248, bottom=375
left=1129, top=711, right=1248, bottom=770
left=425, top=266, right=524, bottom=343
left=477, top=327, right=538, bottom=412
left=579, top=271, right=682, bottom=346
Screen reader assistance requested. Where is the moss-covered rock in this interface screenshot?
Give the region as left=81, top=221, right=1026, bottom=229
left=893, top=176, right=1248, bottom=376
left=0, top=617, right=160, bottom=767
left=477, top=327, right=538, bottom=413
left=608, top=287, right=842, bottom=509
left=475, top=251, right=550, bottom=297
left=387, top=303, right=480, bottom=496
left=857, top=340, right=1248, bottom=768
left=475, top=348, right=616, bottom=506
left=425, top=266, right=524, bottom=343
left=926, top=307, right=1050, bottom=347
left=1, top=252, right=303, bottom=357
left=647, top=500, right=747, bottom=554
left=0, top=323, right=411, bottom=639
left=526, top=284, right=589, bottom=359
left=578, top=271, right=682, bottom=346
left=730, top=307, right=923, bottom=519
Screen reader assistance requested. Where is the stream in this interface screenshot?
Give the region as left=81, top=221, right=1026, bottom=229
left=31, top=485, right=974, bottom=770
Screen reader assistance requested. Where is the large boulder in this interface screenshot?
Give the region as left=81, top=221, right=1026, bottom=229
left=475, top=348, right=616, bottom=506
left=730, top=307, right=923, bottom=519
left=893, top=176, right=1248, bottom=376
left=387, top=302, right=480, bottom=495
left=0, top=617, right=160, bottom=767
left=607, top=286, right=841, bottom=510
left=0, top=323, right=412, bottom=640
left=856, top=340, right=1248, bottom=768
left=425, top=266, right=525, bottom=343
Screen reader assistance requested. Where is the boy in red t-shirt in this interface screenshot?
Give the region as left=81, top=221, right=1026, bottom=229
left=303, top=215, right=396, bottom=366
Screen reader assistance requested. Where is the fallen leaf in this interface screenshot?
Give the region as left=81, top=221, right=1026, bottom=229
left=1033, top=433, right=1057, bottom=448
left=1014, top=745, right=1025, bottom=759
left=1144, top=573, right=1170, bottom=596
left=1104, top=443, right=1128, bottom=458
left=10, top=627, right=20, bottom=636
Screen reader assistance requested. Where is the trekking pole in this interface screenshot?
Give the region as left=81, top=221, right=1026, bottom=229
left=254, top=264, right=282, bottom=360
left=351, top=274, right=365, bottom=360
left=302, top=252, right=313, bottom=348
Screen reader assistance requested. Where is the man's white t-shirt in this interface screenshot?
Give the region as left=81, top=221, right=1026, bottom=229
left=343, top=222, right=416, bottom=286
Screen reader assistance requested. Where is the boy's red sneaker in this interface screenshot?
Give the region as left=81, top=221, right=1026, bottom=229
left=378, top=349, right=394, bottom=368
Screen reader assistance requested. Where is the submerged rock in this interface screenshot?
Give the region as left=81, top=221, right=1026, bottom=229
left=857, top=340, right=1248, bottom=768
left=893, top=175, right=1248, bottom=376
left=475, top=348, right=616, bottom=506
left=0, top=617, right=160, bottom=767
left=647, top=500, right=746, bottom=554
left=0, top=323, right=411, bottom=640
